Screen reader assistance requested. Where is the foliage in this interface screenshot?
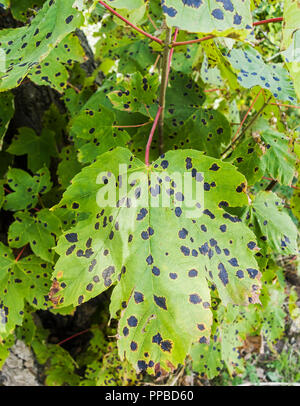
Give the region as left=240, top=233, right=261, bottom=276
left=0, top=0, right=299, bottom=385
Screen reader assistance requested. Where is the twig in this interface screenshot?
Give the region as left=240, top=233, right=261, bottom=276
left=221, top=97, right=271, bottom=158
left=172, top=17, right=283, bottom=47
left=98, top=1, right=163, bottom=45
left=57, top=328, right=91, bottom=346
left=15, top=246, right=27, bottom=262
left=112, top=121, right=152, bottom=129
left=145, top=106, right=163, bottom=166
left=262, top=177, right=299, bottom=190
left=252, top=17, right=283, bottom=26
left=270, top=102, right=300, bottom=109
left=172, top=35, right=214, bottom=47
left=158, top=27, right=179, bottom=155
left=232, top=89, right=263, bottom=142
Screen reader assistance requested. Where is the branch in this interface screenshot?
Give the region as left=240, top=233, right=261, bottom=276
left=98, top=1, right=163, bottom=45
left=221, top=97, right=271, bottom=159
left=158, top=26, right=173, bottom=155
left=172, top=17, right=283, bottom=47
left=145, top=106, right=163, bottom=166
left=253, top=17, right=283, bottom=26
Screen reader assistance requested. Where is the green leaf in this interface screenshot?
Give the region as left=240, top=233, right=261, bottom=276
left=0, top=243, right=52, bottom=338
left=165, top=71, right=206, bottom=122
left=51, top=147, right=260, bottom=374
left=70, top=101, right=131, bottom=164
left=3, top=167, right=52, bottom=212
left=10, top=0, right=45, bottom=22
left=7, top=127, right=58, bottom=172
left=8, top=209, right=62, bottom=262
left=260, top=127, right=296, bottom=185
left=244, top=191, right=298, bottom=255
left=104, top=0, right=144, bottom=9
left=282, top=0, right=300, bottom=100
left=0, top=334, right=15, bottom=368
left=226, top=45, right=298, bottom=104
left=57, top=145, right=82, bottom=189
left=162, top=0, right=253, bottom=37
left=0, top=0, right=83, bottom=91
left=108, top=72, right=159, bottom=116
left=0, top=91, right=14, bottom=150
left=225, top=137, right=264, bottom=186
left=28, top=32, right=85, bottom=93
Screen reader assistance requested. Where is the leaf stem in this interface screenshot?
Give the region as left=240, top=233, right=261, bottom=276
left=15, top=246, right=26, bottom=262
left=98, top=1, right=163, bottom=45
left=253, top=17, right=283, bottom=26
left=145, top=106, right=163, bottom=166
left=171, top=17, right=283, bottom=47
left=158, top=27, right=178, bottom=155
left=221, top=97, right=271, bottom=159
left=56, top=328, right=91, bottom=346
left=172, top=35, right=214, bottom=47
left=232, top=89, right=263, bottom=143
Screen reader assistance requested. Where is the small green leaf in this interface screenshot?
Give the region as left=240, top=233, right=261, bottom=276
left=8, top=209, right=62, bottom=262
left=7, top=127, right=58, bottom=172
left=0, top=91, right=14, bottom=150
left=0, top=243, right=52, bottom=338
left=244, top=191, right=298, bottom=255
left=4, top=167, right=52, bottom=211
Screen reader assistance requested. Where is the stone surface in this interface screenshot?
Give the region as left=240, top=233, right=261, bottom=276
left=0, top=340, right=40, bottom=386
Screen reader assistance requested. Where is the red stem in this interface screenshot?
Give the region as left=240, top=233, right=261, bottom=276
left=98, top=1, right=163, bottom=45
left=172, top=35, right=214, bottom=47
left=112, top=121, right=152, bottom=128
left=145, top=106, right=163, bottom=166
left=270, top=102, right=300, bottom=109
left=262, top=177, right=299, bottom=190
left=172, top=17, right=284, bottom=47
left=57, top=328, right=91, bottom=346
left=15, top=246, right=26, bottom=262
left=233, top=89, right=263, bottom=142
left=253, top=17, right=283, bottom=26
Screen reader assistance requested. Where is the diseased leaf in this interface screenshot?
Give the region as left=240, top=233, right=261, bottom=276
left=51, top=147, right=260, bottom=374
left=244, top=191, right=298, bottom=255
left=0, top=243, right=52, bottom=338
left=8, top=209, right=62, bottom=262
left=3, top=167, right=52, bottom=211
left=0, top=0, right=83, bottom=91
left=225, top=137, right=264, bottom=186
left=28, top=32, right=85, bottom=93
left=7, top=127, right=58, bottom=172
left=10, top=0, right=45, bottom=22
left=57, top=145, right=82, bottom=189
left=260, top=128, right=296, bottom=186
left=226, top=45, right=298, bottom=104
left=0, top=91, right=14, bottom=150
left=162, top=0, right=253, bottom=37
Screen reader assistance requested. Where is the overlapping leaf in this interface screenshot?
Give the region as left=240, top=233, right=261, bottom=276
left=8, top=209, right=62, bottom=262
left=226, top=45, right=298, bottom=103
left=0, top=0, right=83, bottom=91
left=28, top=33, right=85, bottom=93
left=3, top=167, right=52, bottom=211
left=244, top=191, right=298, bottom=255
left=161, top=0, right=253, bottom=37
left=0, top=91, right=14, bottom=150
left=7, top=127, right=58, bottom=172
left=260, top=127, right=296, bottom=185
left=51, top=147, right=260, bottom=374
left=0, top=243, right=52, bottom=338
